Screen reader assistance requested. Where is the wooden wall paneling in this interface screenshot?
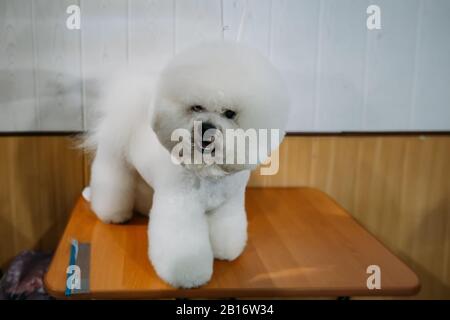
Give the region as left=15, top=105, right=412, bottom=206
left=65, top=135, right=450, bottom=299
left=0, top=138, right=20, bottom=268
left=250, top=135, right=450, bottom=298
left=0, top=136, right=85, bottom=269
left=317, top=137, right=361, bottom=211
left=397, top=136, right=450, bottom=298
left=1, top=135, right=449, bottom=299
left=351, top=137, right=409, bottom=253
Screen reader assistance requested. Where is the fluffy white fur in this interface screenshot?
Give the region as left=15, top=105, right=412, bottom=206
left=85, top=41, right=289, bottom=288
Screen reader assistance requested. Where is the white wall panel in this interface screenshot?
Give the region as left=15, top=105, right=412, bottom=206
left=271, top=0, right=321, bottom=131
left=363, top=0, right=420, bottom=131
left=80, top=0, right=128, bottom=129
left=129, top=0, right=175, bottom=70
left=314, top=0, right=368, bottom=131
left=0, top=0, right=449, bottom=132
left=411, top=0, right=450, bottom=130
left=34, top=0, right=83, bottom=130
left=174, top=0, right=223, bottom=53
left=222, top=0, right=272, bottom=56
left=0, top=0, right=37, bottom=131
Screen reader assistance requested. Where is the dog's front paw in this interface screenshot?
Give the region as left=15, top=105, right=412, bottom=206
left=96, top=212, right=131, bottom=224
left=91, top=199, right=132, bottom=224
left=148, top=193, right=214, bottom=288
left=150, top=249, right=213, bottom=288
left=209, top=214, right=247, bottom=261
left=210, top=225, right=247, bottom=261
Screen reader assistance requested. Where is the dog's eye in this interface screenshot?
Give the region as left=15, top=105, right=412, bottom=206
left=191, top=105, right=204, bottom=112
left=223, top=109, right=236, bottom=119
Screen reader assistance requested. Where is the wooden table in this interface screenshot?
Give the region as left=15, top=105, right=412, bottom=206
left=45, top=188, right=420, bottom=299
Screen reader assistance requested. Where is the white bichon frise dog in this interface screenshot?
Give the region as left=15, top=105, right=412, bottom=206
left=85, top=41, right=290, bottom=288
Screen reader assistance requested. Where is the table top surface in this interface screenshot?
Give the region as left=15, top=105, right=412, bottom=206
left=45, top=187, right=420, bottom=299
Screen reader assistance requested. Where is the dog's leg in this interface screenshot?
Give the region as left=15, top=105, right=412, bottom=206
left=148, top=191, right=213, bottom=288
left=90, top=146, right=135, bottom=224
left=207, top=191, right=248, bottom=261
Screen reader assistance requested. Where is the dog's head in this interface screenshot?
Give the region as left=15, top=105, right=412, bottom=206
left=151, top=41, right=290, bottom=177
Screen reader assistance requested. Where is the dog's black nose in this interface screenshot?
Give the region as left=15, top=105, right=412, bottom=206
left=201, top=122, right=216, bottom=137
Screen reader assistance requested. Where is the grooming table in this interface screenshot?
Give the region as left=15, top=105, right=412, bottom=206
left=45, top=188, right=419, bottom=299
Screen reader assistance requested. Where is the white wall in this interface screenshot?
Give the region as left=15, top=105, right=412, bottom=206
left=0, top=0, right=449, bottom=132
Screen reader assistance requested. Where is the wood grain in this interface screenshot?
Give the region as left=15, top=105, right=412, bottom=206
left=44, top=188, right=419, bottom=299
left=0, top=136, right=85, bottom=269
left=249, top=135, right=450, bottom=299
left=1, top=134, right=449, bottom=299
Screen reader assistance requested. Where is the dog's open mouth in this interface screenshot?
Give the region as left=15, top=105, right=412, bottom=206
left=202, top=135, right=215, bottom=152
left=195, top=135, right=215, bottom=155
left=191, top=126, right=216, bottom=155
